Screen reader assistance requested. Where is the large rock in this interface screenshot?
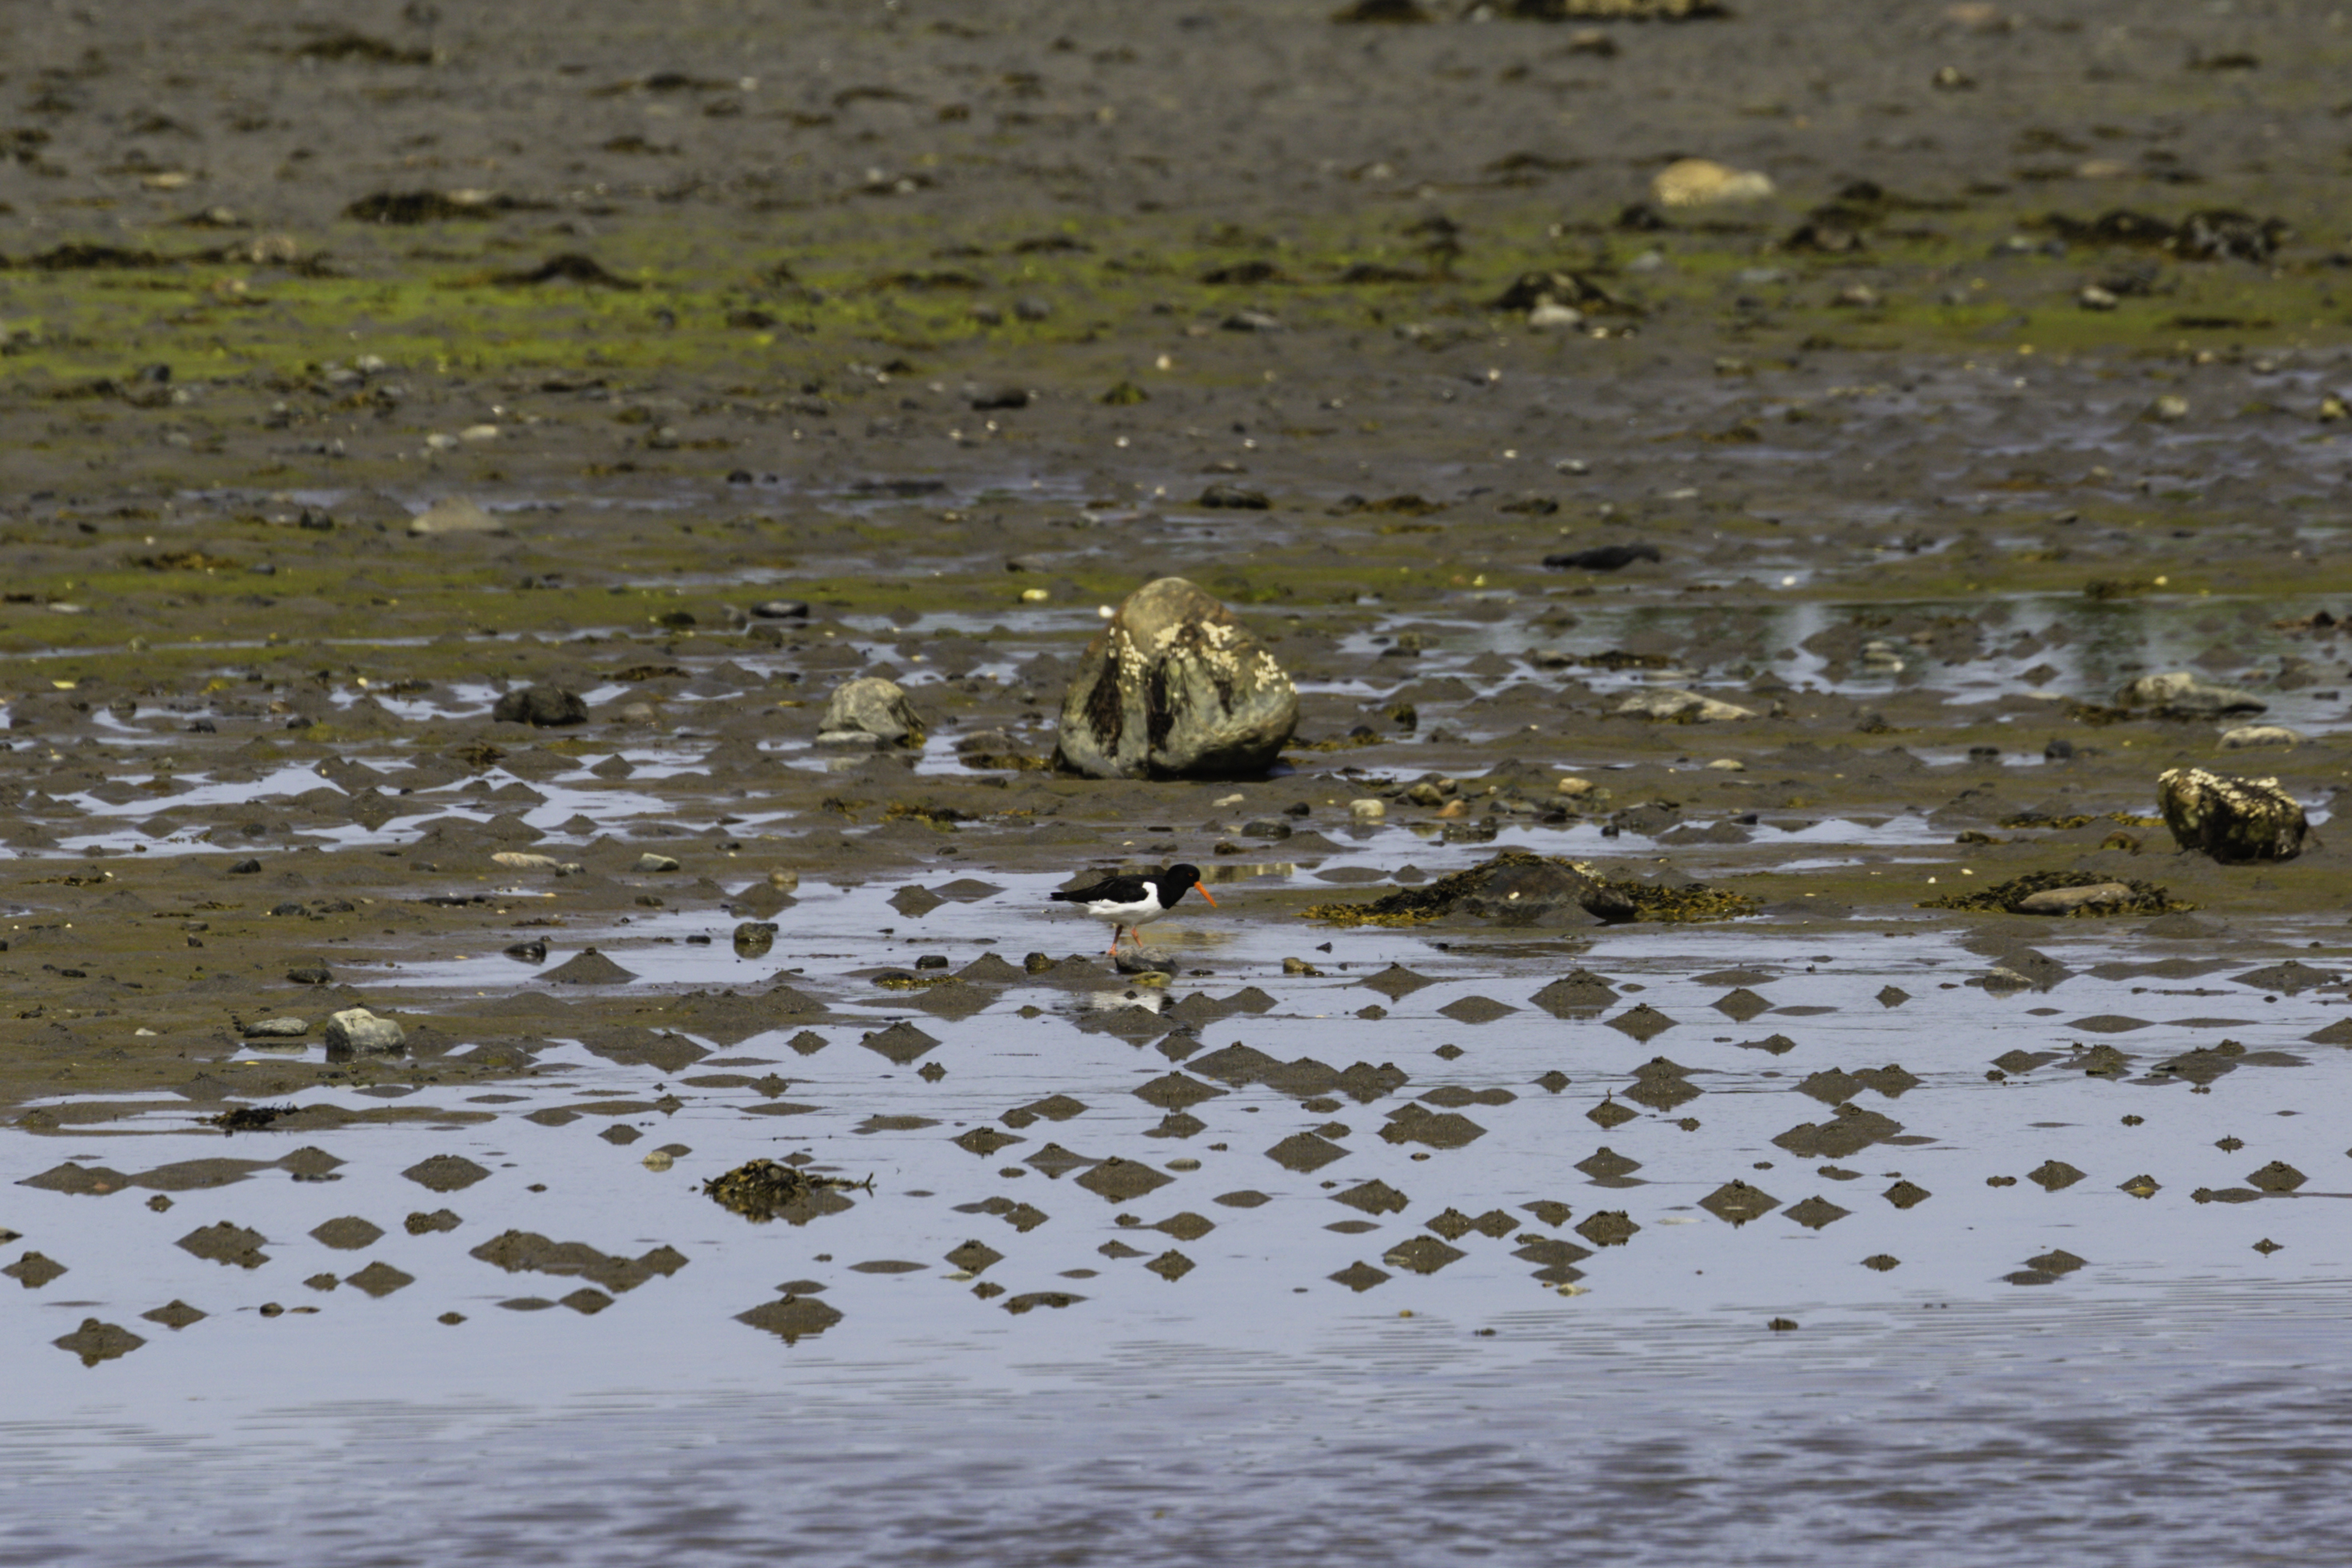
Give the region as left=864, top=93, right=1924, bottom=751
left=2118, top=672, right=2266, bottom=716
left=2158, top=766, right=2306, bottom=862
left=1053, top=578, right=1298, bottom=778
left=818, top=677, right=922, bottom=746
left=323, top=1008, right=406, bottom=1059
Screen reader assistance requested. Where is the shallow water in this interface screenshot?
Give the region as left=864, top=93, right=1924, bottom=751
left=9, top=902, right=2352, bottom=1562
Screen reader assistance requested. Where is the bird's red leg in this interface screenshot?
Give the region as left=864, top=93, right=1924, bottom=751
left=1106, top=925, right=1123, bottom=957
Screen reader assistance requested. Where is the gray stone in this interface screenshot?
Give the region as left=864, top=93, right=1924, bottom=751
left=240, top=1018, right=309, bottom=1038
left=1053, top=577, right=1299, bottom=779
left=1612, top=688, right=1755, bottom=722
left=2117, top=672, right=2266, bottom=716
left=634, top=853, right=681, bottom=873
left=2015, top=882, right=2134, bottom=915
left=323, top=1008, right=406, bottom=1058
left=2158, top=766, right=2307, bottom=862
left=820, top=677, right=922, bottom=746
left=2220, top=725, right=2303, bottom=750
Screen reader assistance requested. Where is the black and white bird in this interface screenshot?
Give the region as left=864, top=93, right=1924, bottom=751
left=1049, top=863, right=1218, bottom=954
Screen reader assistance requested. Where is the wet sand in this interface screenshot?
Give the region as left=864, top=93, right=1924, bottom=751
left=4, top=1, right=2352, bottom=1560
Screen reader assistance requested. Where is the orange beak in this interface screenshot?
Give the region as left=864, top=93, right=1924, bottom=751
left=1195, top=886, right=1218, bottom=907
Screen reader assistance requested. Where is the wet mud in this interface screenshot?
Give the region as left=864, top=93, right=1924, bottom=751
left=5, top=1, right=2352, bottom=1562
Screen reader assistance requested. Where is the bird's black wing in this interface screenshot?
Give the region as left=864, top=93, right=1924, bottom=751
left=1050, top=873, right=1150, bottom=905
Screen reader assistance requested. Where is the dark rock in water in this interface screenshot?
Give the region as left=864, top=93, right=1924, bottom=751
left=1543, top=543, right=1662, bottom=572
left=492, top=686, right=588, bottom=727
left=1198, top=483, right=1270, bottom=510
left=1053, top=577, right=1298, bottom=779
left=2158, top=767, right=2306, bottom=862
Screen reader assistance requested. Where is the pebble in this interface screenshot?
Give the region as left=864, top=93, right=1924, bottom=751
left=634, top=853, right=681, bottom=873
left=1527, top=301, right=1584, bottom=330
left=1350, top=798, right=1386, bottom=820
left=2016, top=882, right=2133, bottom=915
left=2079, top=285, right=2120, bottom=310
left=1221, top=310, right=1282, bottom=333
left=1706, top=758, right=1746, bottom=771
left=1556, top=777, right=1597, bottom=797
left=768, top=870, right=801, bottom=891
left=241, top=1018, right=310, bottom=1038
left=750, top=599, right=810, bottom=619
left=2150, top=395, right=2190, bottom=422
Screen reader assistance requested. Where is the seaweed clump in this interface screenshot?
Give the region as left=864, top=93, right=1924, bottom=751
left=207, top=1104, right=303, bottom=1134
left=1302, top=848, right=1757, bottom=926
left=702, top=1159, right=867, bottom=1222
left=1919, top=870, right=2190, bottom=916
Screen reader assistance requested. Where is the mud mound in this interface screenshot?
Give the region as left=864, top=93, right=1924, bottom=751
left=1302, top=849, right=1755, bottom=926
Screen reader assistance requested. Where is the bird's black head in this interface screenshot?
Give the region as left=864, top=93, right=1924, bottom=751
left=1161, top=863, right=1214, bottom=906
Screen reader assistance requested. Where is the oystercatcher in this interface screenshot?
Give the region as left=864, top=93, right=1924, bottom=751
left=1050, top=863, right=1218, bottom=954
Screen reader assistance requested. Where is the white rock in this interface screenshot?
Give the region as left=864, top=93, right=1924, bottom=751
left=2118, top=672, right=2265, bottom=715
left=1556, top=776, right=1597, bottom=797
left=1651, top=158, right=1775, bottom=208
left=1350, top=798, right=1386, bottom=820
left=459, top=424, right=500, bottom=442
left=491, top=851, right=563, bottom=870
left=1706, top=758, right=1746, bottom=771
left=408, top=496, right=505, bottom=536
left=1527, top=300, right=1585, bottom=330
left=634, top=853, right=681, bottom=873
left=768, top=869, right=801, bottom=891
left=2220, top=725, right=2303, bottom=750
left=1612, top=688, right=1756, bottom=722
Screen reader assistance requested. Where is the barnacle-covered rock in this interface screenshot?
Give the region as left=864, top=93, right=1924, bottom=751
left=1052, top=577, right=1298, bottom=778
left=2158, top=766, right=2307, bottom=862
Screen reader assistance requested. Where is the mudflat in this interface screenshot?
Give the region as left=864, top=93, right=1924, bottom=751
left=3, top=3, right=2351, bottom=1561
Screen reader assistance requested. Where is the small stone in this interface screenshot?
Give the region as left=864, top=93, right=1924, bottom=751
left=241, top=1018, right=309, bottom=1038
left=1349, top=798, right=1386, bottom=820
left=634, top=853, right=682, bottom=873
left=2078, top=285, right=2119, bottom=310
